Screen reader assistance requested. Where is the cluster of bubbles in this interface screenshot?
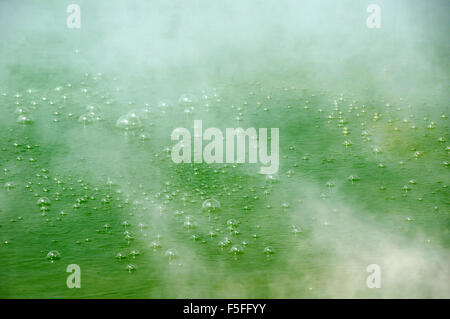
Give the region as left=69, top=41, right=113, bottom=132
left=15, top=99, right=34, bottom=125
left=78, top=105, right=103, bottom=125
left=116, top=112, right=143, bottom=131
left=201, top=198, right=221, bottom=213
left=46, top=250, right=61, bottom=262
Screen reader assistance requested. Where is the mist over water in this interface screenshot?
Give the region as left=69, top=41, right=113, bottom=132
left=0, top=0, right=448, bottom=298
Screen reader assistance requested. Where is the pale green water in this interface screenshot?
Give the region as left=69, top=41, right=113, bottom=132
left=0, top=0, right=449, bottom=298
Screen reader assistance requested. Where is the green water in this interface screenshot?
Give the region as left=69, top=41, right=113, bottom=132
left=0, top=0, right=449, bottom=298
